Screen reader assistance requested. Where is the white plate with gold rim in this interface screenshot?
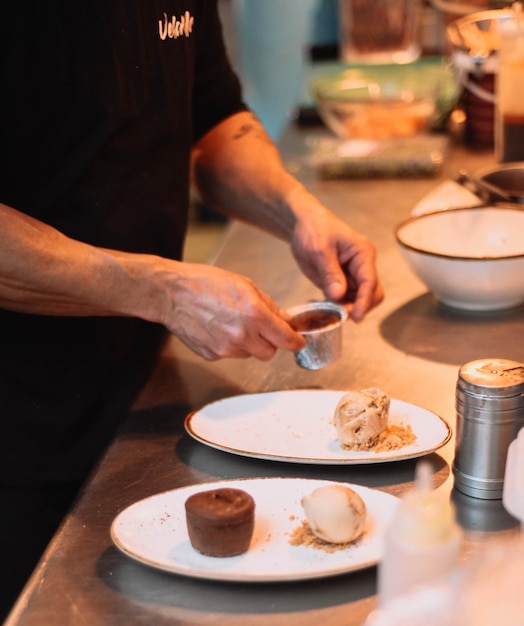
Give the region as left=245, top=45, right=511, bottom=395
left=111, top=477, right=399, bottom=582
left=185, top=389, right=451, bottom=465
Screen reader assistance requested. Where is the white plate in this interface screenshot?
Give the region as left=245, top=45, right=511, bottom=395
left=111, top=477, right=399, bottom=582
left=185, top=390, right=451, bottom=465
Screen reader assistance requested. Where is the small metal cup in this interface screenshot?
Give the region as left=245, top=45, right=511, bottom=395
left=288, top=301, right=348, bottom=370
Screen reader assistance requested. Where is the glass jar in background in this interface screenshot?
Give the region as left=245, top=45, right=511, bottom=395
left=338, top=0, right=422, bottom=64
left=496, top=11, right=524, bottom=162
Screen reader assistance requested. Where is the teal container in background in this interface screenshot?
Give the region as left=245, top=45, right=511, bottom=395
left=220, top=0, right=338, bottom=140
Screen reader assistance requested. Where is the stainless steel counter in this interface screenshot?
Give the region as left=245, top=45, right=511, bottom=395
left=6, top=129, right=524, bottom=626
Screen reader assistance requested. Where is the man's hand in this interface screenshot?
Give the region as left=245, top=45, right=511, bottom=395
left=156, top=262, right=306, bottom=360
left=290, top=200, right=383, bottom=322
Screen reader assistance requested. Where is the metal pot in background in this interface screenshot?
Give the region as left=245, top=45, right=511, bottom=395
left=475, top=161, right=524, bottom=202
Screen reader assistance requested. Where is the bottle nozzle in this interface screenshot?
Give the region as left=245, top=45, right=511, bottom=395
left=415, top=460, right=432, bottom=494
left=394, top=461, right=458, bottom=546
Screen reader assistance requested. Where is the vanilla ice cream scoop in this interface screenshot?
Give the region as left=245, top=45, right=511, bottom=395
left=334, top=388, right=390, bottom=448
left=301, top=484, right=367, bottom=544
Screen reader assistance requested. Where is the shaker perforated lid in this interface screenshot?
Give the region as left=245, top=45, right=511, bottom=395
left=458, top=358, right=524, bottom=396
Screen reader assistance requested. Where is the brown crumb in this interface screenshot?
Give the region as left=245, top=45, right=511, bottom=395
left=341, top=422, right=416, bottom=452
left=288, top=520, right=363, bottom=553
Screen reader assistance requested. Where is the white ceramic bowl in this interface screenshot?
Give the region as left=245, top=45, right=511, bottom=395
left=395, top=206, right=524, bottom=311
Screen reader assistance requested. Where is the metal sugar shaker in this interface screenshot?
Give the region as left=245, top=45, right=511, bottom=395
left=453, top=358, right=524, bottom=500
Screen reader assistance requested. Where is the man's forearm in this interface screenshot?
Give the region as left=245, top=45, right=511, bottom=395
left=0, top=202, right=167, bottom=321
left=191, top=110, right=328, bottom=241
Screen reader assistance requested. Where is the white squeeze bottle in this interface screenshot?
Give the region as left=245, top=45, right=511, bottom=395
left=378, top=462, right=463, bottom=607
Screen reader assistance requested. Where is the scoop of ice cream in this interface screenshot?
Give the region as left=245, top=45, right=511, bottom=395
left=334, top=387, right=390, bottom=447
left=301, top=484, right=367, bottom=544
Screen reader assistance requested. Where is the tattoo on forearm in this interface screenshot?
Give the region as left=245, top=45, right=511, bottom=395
left=232, top=114, right=272, bottom=145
